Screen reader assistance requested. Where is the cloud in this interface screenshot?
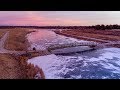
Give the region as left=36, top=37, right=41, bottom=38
left=1, top=11, right=120, bottom=26
left=0, top=11, right=84, bottom=26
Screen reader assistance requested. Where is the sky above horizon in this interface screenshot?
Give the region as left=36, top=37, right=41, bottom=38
left=0, top=11, right=120, bottom=26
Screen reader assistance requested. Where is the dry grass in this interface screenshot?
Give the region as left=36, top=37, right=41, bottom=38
left=0, top=54, right=24, bottom=79
left=75, top=29, right=120, bottom=36
left=55, top=29, right=120, bottom=42
left=0, top=29, right=8, bottom=39
left=16, top=55, right=45, bottom=79
left=0, top=53, right=45, bottom=79
left=4, top=28, right=33, bottom=51
left=55, top=29, right=120, bottom=48
left=60, top=30, right=120, bottom=41
left=0, top=28, right=46, bottom=79
left=26, top=63, right=45, bottom=79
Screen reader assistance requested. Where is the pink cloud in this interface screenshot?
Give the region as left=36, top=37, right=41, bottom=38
left=0, top=11, right=85, bottom=26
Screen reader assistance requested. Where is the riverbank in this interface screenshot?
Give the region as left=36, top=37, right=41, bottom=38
left=0, top=28, right=46, bottom=79
left=54, top=29, right=120, bottom=48
left=28, top=47, right=120, bottom=79
left=4, top=28, right=35, bottom=51
left=0, top=53, right=45, bottom=79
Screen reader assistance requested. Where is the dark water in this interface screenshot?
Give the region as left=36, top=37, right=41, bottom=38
left=27, top=29, right=120, bottom=79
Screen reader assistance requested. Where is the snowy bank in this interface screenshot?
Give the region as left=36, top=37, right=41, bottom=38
left=51, top=46, right=93, bottom=54
left=28, top=48, right=120, bottom=79
left=28, top=54, right=62, bottom=79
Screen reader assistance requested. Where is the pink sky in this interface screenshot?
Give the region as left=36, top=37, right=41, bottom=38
left=0, top=11, right=120, bottom=26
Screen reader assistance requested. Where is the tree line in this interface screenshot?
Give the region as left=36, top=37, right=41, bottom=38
left=0, top=25, right=120, bottom=30
left=87, top=24, right=120, bottom=30
left=0, top=26, right=86, bottom=29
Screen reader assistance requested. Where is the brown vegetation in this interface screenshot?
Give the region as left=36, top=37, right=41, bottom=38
left=0, top=29, right=7, bottom=39
left=0, top=54, right=24, bottom=79
left=16, top=55, right=45, bottom=79
left=0, top=28, right=46, bottom=79
left=75, top=29, right=120, bottom=36
left=55, top=29, right=120, bottom=43
left=4, top=28, right=34, bottom=51
left=0, top=53, right=45, bottom=79
left=55, top=29, right=120, bottom=48
left=19, top=50, right=51, bottom=60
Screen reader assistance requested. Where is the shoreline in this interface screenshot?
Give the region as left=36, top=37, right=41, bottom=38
left=0, top=29, right=46, bottom=79
left=18, top=29, right=46, bottom=79
left=54, top=30, right=120, bottom=48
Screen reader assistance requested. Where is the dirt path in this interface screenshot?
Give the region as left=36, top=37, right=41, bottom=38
left=0, top=31, right=46, bottom=79
left=0, top=32, right=26, bottom=79
left=0, top=32, right=9, bottom=52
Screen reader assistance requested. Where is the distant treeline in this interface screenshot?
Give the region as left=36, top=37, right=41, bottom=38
left=87, top=24, right=120, bottom=30
left=0, top=25, right=120, bottom=30
left=0, top=26, right=87, bottom=29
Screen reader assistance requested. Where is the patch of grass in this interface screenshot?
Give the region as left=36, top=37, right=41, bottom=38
left=16, top=55, right=45, bottom=79
left=61, top=30, right=120, bottom=41
left=0, top=53, right=45, bottom=79
left=54, top=29, right=120, bottom=48
left=0, top=29, right=8, bottom=39
left=5, top=28, right=33, bottom=51
left=0, top=28, right=46, bottom=79
left=0, top=54, right=24, bottom=79
left=55, top=29, right=120, bottom=42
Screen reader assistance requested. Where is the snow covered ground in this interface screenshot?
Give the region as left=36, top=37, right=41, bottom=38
left=28, top=48, right=120, bottom=79
left=51, top=46, right=93, bottom=54
left=27, top=29, right=120, bottom=79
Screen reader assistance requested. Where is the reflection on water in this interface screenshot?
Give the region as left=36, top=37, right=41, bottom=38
left=27, top=29, right=89, bottom=50
left=27, top=30, right=56, bottom=44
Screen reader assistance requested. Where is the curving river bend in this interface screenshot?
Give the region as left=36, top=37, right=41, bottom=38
left=27, top=29, right=120, bottom=79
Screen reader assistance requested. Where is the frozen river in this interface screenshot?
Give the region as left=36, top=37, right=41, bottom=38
left=27, top=29, right=120, bottom=79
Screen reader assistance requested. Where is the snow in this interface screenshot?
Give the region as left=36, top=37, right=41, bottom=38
left=26, top=30, right=91, bottom=50
left=51, top=46, right=93, bottom=54
left=85, top=48, right=120, bottom=74
left=28, top=54, right=60, bottom=79
left=28, top=48, right=120, bottom=79
left=102, top=76, right=109, bottom=79
left=71, top=75, right=82, bottom=79
left=26, top=29, right=120, bottom=79
left=34, top=72, right=42, bottom=79
left=28, top=54, right=84, bottom=79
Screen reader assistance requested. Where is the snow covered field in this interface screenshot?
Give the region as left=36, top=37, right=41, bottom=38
left=28, top=48, right=120, bottom=79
